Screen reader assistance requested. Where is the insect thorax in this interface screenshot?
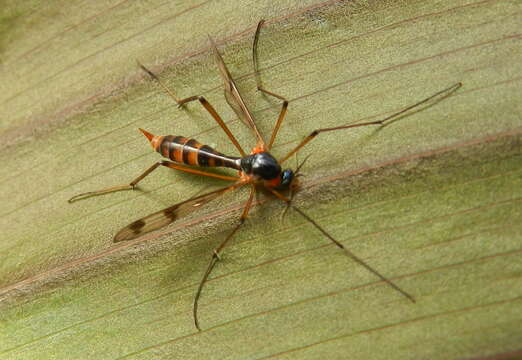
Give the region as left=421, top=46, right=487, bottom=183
left=240, top=152, right=282, bottom=180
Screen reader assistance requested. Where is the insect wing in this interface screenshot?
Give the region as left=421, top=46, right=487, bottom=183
left=209, top=37, right=265, bottom=146
left=114, top=183, right=240, bottom=242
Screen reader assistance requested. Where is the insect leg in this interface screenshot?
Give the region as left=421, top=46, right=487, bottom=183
left=196, top=96, right=247, bottom=157
left=279, top=119, right=384, bottom=164
left=266, top=100, right=288, bottom=151
left=160, top=161, right=239, bottom=182
left=138, top=61, right=199, bottom=106
left=268, top=188, right=415, bottom=303
left=69, top=160, right=238, bottom=203
left=252, top=20, right=288, bottom=101
left=252, top=20, right=289, bottom=150
left=279, top=82, right=462, bottom=164
left=139, top=62, right=247, bottom=156
left=193, top=184, right=256, bottom=331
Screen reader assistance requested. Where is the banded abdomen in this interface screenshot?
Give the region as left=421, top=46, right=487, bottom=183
left=139, top=128, right=241, bottom=169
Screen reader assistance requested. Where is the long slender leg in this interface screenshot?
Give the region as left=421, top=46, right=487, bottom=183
left=193, top=185, right=256, bottom=331
left=279, top=82, right=462, bottom=164
left=252, top=20, right=290, bottom=150
left=280, top=120, right=384, bottom=164
left=252, top=20, right=289, bottom=101
left=68, top=160, right=238, bottom=203
left=161, top=160, right=239, bottom=182
left=197, top=96, right=247, bottom=157
left=138, top=61, right=198, bottom=106
left=268, top=188, right=415, bottom=303
left=139, top=62, right=247, bottom=157
left=267, top=100, right=289, bottom=150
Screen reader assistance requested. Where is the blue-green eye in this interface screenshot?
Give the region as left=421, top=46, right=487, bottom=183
left=279, top=169, right=294, bottom=188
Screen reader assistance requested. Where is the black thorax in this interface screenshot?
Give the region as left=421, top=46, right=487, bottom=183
left=240, top=152, right=281, bottom=180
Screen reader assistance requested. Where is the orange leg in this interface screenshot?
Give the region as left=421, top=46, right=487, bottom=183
left=193, top=184, right=256, bottom=331
left=279, top=120, right=384, bottom=164
left=252, top=20, right=289, bottom=150
left=138, top=62, right=247, bottom=157
left=69, top=160, right=238, bottom=203
left=279, top=82, right=462, bottom=164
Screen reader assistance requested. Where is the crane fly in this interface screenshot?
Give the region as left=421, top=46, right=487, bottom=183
left=69, top=20, right=462, bottom=331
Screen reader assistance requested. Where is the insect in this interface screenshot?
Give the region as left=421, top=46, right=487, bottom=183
left=69, top=20, right=461, bottom=330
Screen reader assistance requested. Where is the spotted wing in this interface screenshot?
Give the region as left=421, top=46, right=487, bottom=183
left=209, top=36, right=265, bottom=147
left=114, top=183, right=242, bottom=242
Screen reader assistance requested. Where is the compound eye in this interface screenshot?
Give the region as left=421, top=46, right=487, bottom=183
left=280, top=169, right=294, bottom=188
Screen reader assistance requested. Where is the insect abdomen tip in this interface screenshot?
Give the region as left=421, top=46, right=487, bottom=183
left=139, top=128, right=155, bottom=142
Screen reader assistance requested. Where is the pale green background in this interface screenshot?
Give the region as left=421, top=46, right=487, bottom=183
left=0, top=0, right=521, bottom=359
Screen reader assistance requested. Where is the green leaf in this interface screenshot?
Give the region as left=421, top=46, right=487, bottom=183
left=1, top=1, right=521, bottom=359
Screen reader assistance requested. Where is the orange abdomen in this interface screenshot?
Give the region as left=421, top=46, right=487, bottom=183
left=140, top=128, right=240, bottom=169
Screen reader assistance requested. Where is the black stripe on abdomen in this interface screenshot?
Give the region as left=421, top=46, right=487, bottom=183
left=159, top=135, right=175, bottom=158
left=182, top=139, right=201, bottom=165
left=198, top=145, right=224, bottom=167
left=156, top=135, right=239, bottom=169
